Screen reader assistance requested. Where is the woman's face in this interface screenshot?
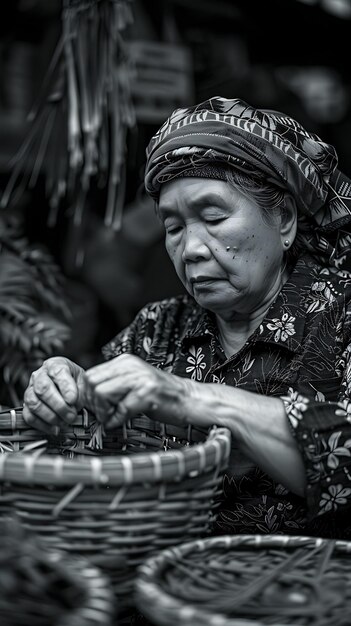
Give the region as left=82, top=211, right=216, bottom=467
left=158, top=178, right=293, bottom=321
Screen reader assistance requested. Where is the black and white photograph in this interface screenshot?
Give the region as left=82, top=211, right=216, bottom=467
left=1, top=1, right=351, bottom=624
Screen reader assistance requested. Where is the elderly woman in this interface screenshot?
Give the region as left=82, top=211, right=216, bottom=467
left=23, top=97, right=351, bottom=539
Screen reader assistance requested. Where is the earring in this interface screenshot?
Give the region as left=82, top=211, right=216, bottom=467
left=283, top=239, right=290, bottom=248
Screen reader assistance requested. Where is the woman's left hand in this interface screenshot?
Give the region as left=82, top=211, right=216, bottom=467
left=86, top=354, right=193, bottom=429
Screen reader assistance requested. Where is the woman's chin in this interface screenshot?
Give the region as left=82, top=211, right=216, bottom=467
left=192, top=291, right=238, bottom=314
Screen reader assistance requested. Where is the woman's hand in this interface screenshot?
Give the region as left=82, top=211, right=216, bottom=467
left=23, top=353, right=306, bottom=496
left=87, top=356, right=306, bottom=496
left=23, top=357, right=87, bottom=434
left=86, top=354, right=193, bottom=429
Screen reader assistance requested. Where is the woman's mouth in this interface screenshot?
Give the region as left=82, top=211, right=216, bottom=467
left=190, top=276, right=223, bottom=288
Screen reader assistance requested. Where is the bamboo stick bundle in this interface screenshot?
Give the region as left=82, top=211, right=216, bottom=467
left=1, top=0, right=135, bottom=232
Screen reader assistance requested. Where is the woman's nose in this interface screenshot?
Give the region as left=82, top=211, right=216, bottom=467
left=181, top=228, right=211, bottom=262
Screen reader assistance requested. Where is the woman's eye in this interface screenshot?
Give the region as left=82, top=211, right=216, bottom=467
left=205, top=216, right=225, bottom=224
left=166, top=225, right=182, bottom=235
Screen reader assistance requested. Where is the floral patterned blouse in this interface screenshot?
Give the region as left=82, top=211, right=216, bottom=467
left=103, top=252, right=351, bottom=539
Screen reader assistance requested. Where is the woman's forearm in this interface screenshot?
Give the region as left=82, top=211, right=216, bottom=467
left=181, top=381, right=306, bottom=497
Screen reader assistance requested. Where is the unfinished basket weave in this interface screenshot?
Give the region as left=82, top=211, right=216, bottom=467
left=0, top=407, right=231, bottom=614
left=135, top=533, right=351, bottom=626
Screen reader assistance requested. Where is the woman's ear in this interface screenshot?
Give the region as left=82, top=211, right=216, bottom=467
left=280, top=195, right=298, bottom=246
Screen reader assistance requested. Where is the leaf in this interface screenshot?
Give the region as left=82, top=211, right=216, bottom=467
left=327, top=454, right=339, bottom=469
left=315, top=390, right=326, bottom=402
left=256, top=524, right=270, bottom=533
left=307, top=300, right=325, bottom=314
left=0, top=219, right=71, bottom=395
left=328, top=431, right=341, bottom=451
left=334, top=447, right=351, bottom=457
left=265, top=506, right=277, bottom=530
left=243, top=353, right=254, bottom=373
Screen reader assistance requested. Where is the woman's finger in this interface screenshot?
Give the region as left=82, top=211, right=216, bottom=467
left=86, top=361, right=122, bottom=385
left=86, top=354, right=138, bottom=386
left=92, top=376, right=136, bottom=404
left=28, top=370, right=77, bottom=424
left=104, top=404, right=128, bottom=430
left=22, top=386, right=62, bottom=434
left=93, top=373, right=157, bottom=407
left=22, top=403, right=60, bottom=436
left=44, top=359, right=80, bottom=407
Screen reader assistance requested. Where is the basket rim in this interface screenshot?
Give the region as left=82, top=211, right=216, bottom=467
left=135, top=533, right=351, bottom=626
left=0, top=425, right=231, bottom=486
left=0, top=520, right=114, bottom=626
left=50, top=551, right=114, bottom=626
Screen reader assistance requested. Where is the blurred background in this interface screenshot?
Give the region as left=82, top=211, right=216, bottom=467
left=0, top=0, right=350, bottom=402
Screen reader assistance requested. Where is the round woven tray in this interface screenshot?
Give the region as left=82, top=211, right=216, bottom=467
left=0, top=407, right=231, bottom=614
left=0, top=519, right=114, bottom=626
left=135, top=533, right=351, bottom=626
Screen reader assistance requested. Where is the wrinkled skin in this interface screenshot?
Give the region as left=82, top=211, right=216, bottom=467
left=23, top=178, right=296, bottom=432
left=23, top=354, right=194, bottom=431
left=159, top=178, right=293, bottom=322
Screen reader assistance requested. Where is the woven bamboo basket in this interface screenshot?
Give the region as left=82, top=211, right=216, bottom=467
left=135, top=533, right=351, bottom=626
left=0, top=407, right=231, bottom=614
left=0, top=518, right=114, bottom=626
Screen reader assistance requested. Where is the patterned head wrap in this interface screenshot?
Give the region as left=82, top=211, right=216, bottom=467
left=145, top=97, right=351, bottom=267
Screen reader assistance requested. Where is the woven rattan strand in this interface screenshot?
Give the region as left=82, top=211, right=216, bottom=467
left=0, top=519, right=115, bottom=626
left=135, top=533, right=351, bottom=626
left=0, top=407, right=231, bottom=614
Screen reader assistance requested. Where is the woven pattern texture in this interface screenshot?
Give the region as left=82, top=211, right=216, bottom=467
left=0, top=519, right=114, bottom=626
left=0, top=407, right=231, bottom=611
left=136, top=533, right=351, bottom=626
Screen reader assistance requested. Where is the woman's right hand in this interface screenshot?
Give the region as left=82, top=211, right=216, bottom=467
left=23, top=357, right=87, bottom=434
